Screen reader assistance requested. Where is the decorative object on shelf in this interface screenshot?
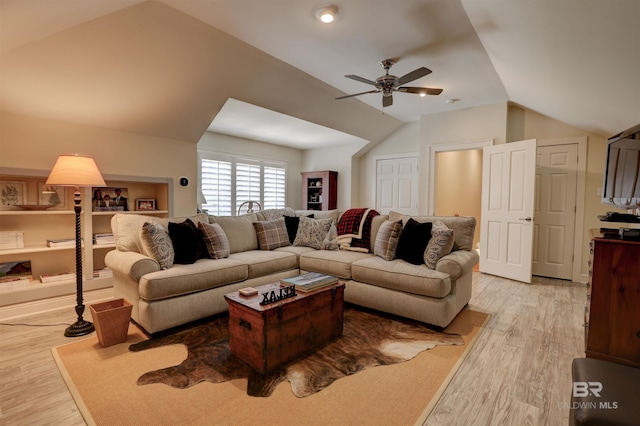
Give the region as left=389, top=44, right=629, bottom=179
left=136, top=198, right=156, bottom=211
left=0, top=181, right=27, bottom=209
left=237, top=200, right=262, bottom=215
left=15, top=204, right=53, bottom=211
left=38, top=182, right=67, bottom=209
left=46, top=154, right=106, bottom=337
left=92, top=187, right=128, bottom=211
left=0, top=259, right=32, bottom=287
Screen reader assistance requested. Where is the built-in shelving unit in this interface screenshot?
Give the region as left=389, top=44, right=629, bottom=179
left=0, top=168, right=172, bottom=318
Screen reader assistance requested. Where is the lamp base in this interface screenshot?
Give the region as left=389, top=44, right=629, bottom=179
left=64, top=319, right=95, bottom=337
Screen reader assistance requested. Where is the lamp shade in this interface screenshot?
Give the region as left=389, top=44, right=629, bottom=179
left=46, top=155, right=106, bottom=187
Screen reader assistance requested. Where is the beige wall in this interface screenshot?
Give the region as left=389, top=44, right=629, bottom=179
left=434, top=149, right=483, bottom=248
left=1, top=112, right=197, bottom=216
left=302, top=142, right=368, bottom=210
left=197, top=132, right=304, bottom=209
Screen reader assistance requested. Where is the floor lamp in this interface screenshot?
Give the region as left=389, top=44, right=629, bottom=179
left=46, top=154, right=106, bottom=337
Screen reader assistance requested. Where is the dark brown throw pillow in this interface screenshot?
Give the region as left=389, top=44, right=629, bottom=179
left=395, top=218, right=433, bottom=265
left=168, top=219, right=203, bottom=264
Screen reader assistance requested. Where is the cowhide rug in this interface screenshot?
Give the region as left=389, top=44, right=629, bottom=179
left=129, top=306, right=463, bottom=398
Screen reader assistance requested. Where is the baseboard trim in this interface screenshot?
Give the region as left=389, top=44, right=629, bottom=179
left=0, top=288, right=114, bottom=321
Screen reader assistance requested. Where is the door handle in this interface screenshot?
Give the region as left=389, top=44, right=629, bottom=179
left=518, top=217, right=533, bottom=222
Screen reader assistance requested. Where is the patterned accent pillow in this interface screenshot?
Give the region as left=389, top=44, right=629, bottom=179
left=424, top=221, right=455, bottom=269
left=253, top=217, right=291, bottom=250
left=140, top=221, right=174, bottom=269
left=293, top=217, right=334, bottom=250
left=374, top=220, right=403, bottom=261
left=198, top=222, right=230, bottom=259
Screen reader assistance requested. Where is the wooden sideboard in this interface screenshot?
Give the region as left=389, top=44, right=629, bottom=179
left=586, top=231, right=640, bottom=367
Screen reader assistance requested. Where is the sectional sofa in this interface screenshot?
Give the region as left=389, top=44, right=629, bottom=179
left=105, top=209, right=478, bottom=334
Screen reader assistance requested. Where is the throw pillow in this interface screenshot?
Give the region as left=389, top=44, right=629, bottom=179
left=140, top=221, right=174, bottom=269
left=253, top=217, right=291, bottom=250
left=293, top=217, right=333, bottom=250
left=396, top=218, right=433, bottom=265
left=198, top=222, right=230, bottom=259
left=284, top=214, right=314, bottom=244
left=374, top=220, right=403, bottom=261
left=321, top=222, right=339, bottom=250
left=168, top=219, right=203, bottom=264
left=424, top=221, right=455, bottom=269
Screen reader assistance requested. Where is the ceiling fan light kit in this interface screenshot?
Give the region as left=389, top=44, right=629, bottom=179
left=336, top=58, right=443, bottom=107
left=316, top=5, right=339, bottom=23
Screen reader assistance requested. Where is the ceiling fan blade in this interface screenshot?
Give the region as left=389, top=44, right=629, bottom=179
left=382, top=95, right=393, bottom=108
left=395, top=67, right=432, bottom=86
left=397, top=86, right=443, bottom=95
left=335, top=90, right=379, bottom=100
left=345, top=74, right=377, bottom=86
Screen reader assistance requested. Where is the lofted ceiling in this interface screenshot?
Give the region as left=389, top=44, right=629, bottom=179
left=1, top=0, right=639, bottom=149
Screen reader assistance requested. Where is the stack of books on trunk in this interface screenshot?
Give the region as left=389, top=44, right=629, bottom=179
left=93, top=233, right=115, bottom=245
left=280, top=272, right=338, bottom=293
left=40, top=272, right=76, bottom=283
left=0, top=231, right=24, bottom=250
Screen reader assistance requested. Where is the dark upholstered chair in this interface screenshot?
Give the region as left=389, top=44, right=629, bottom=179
left=570, top=358, right=640, bottom=425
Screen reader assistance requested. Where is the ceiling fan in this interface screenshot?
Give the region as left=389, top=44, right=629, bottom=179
left=336, top=59, right=443, bottom=107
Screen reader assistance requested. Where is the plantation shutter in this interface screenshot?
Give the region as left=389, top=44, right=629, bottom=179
left=236, top=161, right=261, bottom=213
left=263, top=164, right=286, bottom=210
left=201, top=158, right=232, bottom=216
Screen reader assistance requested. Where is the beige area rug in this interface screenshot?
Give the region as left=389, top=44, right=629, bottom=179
left=52, top=308, right=489, bottom=426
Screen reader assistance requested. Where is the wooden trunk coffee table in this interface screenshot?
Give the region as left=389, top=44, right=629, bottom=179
left=224, top=281, right=344, bottom=374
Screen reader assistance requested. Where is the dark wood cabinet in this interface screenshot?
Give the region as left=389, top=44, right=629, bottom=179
left=301, top=171, right=337, bottom=211
left=586, top=234, right=640, bottom=367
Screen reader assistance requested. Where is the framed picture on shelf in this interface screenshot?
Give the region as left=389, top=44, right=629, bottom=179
left=136, top=199, right=156, bottom=211
left=0, top=180, right=27, bottom=209
left=38, top=182, right=67, bottom=209
left=91, top=187, right=129, bottom=211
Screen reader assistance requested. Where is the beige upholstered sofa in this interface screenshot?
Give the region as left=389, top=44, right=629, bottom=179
left=105, top=209, right=477, bottom=333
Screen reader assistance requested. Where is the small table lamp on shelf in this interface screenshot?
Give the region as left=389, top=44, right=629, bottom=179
left=46, top=154, right=106, bottom=337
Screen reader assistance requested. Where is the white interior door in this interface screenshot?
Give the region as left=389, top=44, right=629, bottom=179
left=480, top=139, right=537, bottom=283
left=532, top=144, right=578, bottom=280
left=375, top=156, right=418, bottom=214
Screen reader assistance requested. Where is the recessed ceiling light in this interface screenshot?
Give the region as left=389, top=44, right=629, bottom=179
left=316, top=5, right=339, bottom=24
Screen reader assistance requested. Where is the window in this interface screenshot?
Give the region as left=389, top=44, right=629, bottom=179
left=200, top=153, right=286, bottom=216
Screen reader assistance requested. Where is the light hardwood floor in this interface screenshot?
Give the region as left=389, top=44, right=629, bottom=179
left=0, top=272, right=586, bottom=425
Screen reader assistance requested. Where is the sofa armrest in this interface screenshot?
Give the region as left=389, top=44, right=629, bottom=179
left=105, top=250, right=160, bottom=282
left=435, top=249, right=479, bottom=281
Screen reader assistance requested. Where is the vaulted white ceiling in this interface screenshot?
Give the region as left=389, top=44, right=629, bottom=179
left=1, top=0, right=638, bottom=148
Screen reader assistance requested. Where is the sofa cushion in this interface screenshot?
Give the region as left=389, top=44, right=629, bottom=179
left=208, top=213, right=259, bottom=253
left=299, top=250, right=373, bottom=279
left=396, top=218, right=432, bottom=265
left=168, top=219, right=205, bottom=264
left=424, top=221, right=455, bottom=269
left=293, top=217, right=333, bottom=250
left=374, top=220, right=403, bottom=261
left=229, top=250, right=298, bottom=279
left=321, top=222, right=339, bottom=250
left=138, top=258, right=248, bottom=301
left=295, top=209, right=341, bottom=223
left=389, top=211, right=476, bottom=251
left=111, top=213, right=209, bottom=254
left=351, top=257, right=452, bottom=299
left=253, top=217, right=291, bottom=250
left=139, top=221, right=174, bottom=270
left=198, top=222, right=230, bottom=259
left=260, top=207, right=296, bottom=220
